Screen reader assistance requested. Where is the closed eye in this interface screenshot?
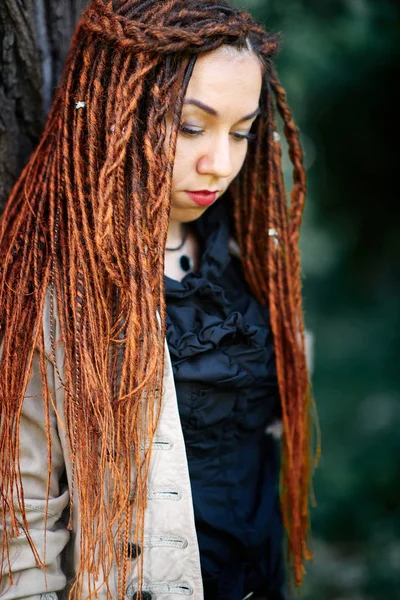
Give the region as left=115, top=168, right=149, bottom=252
left=179, top=126, right=256, bottom=142
left=179, top=125, right=204, bottom=137
left=231, top=132, right=257, bottom=142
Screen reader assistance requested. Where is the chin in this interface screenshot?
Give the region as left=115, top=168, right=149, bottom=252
left=170, top=205, right=208, bottom=223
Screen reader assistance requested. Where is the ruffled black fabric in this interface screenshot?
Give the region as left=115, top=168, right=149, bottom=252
left=165, top=200, right=285, bottom=600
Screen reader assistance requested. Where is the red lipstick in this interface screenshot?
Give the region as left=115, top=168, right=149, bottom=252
left=186, top=190, right=218, bottom=207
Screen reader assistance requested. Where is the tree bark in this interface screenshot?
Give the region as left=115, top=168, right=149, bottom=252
left=0, top=0, right=88, bottom=211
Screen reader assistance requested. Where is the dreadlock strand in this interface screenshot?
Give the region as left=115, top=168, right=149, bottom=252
left=270, top=73, right=306, bottom=237
left=270, top=71, right=307, bottom=325
left=269, top=110, right=312, bottom=585
left=236, top=87, right=271, bottom=300
left=95, top=56, right=156, bottom=286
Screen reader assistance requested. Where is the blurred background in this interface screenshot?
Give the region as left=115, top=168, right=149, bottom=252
left=1, top=0, right=399, bottom=598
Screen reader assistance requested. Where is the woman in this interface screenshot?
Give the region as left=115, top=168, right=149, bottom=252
left=0, top=1, right=317, bottom=599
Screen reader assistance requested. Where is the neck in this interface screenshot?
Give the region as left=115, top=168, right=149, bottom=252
left=166, top=220, right=185, bottom=250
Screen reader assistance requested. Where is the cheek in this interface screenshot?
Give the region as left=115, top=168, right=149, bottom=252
left=172, top=139, right=198, bottom=185
left=230, top=144, right=249, bottom=181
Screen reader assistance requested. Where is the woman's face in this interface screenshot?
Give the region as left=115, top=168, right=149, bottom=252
left=168, top=46, right=263, bottom=223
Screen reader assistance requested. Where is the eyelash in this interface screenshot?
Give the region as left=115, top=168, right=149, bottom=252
left=179, top=125, right=256, bottom=142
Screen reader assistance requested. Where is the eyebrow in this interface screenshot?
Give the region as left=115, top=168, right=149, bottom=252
left=183, top=98, right=261, bottom=122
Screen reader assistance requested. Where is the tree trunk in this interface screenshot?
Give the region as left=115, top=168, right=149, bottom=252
left=0, top=0, right=88, bottom=211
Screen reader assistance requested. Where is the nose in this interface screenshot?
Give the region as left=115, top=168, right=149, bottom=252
left=196, top=136, right=232, bottom=179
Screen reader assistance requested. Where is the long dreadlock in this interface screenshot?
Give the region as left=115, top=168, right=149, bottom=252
left=0, top=0, right=319, bottom=596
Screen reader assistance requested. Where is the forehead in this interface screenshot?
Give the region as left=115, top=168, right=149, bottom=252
left=185, top=47, right=263, bottom=117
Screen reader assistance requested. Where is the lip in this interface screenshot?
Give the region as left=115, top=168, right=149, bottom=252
left=185, top=190, right=218, bottom=207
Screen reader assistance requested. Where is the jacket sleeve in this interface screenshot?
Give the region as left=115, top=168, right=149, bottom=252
left=0, top=346, right=71, bottom=600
